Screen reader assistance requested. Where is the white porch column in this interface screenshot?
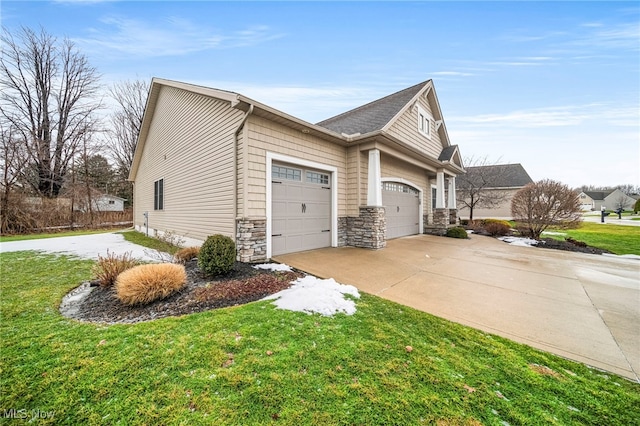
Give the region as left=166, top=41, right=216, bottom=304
left=435, top=170, right=446, bottom=209
left=447, top=176, right=457, bottom=209
left=367, top=149, right=382, bottom=206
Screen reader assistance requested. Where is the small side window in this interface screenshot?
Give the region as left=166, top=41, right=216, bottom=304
left=154, top=178, right=164, bottom=210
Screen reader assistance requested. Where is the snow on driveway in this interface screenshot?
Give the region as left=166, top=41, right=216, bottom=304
left=0, top=232, right=161, bottom=261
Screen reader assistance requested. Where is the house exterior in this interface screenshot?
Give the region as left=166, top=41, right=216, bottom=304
left=129, top=78, right=464, bottom=262
left=580, top=189, right=638, bottom=211
left=457, top=163, right=533, bottom=220
left=578, top=191, right=598, bottom=211
left=92, top=194, right=126, bottom=212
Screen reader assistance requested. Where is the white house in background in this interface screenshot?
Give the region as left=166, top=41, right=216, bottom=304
left=92, top=194, right=126, bottom=212
left=129, top=78, right=465, bottom=262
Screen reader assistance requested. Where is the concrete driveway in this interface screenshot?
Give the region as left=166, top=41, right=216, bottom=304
left=275, top=234, right=640, bottom=382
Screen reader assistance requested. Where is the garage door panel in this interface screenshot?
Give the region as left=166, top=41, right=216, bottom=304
left=271, top=162, right=332, bottom=256
left=383, top=182, right=420, bottom=239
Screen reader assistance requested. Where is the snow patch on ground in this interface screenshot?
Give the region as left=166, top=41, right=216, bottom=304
left=0, top=232, right=159, bottom=261
left=603, top=253, right=640, bottom=260
left=253, top=263, right=292, bottom=272
left=498, top=236, right=539, bottom=247
left=264, top=275, right=360, bottom=316
left=542, top=231, right=567, bottom=236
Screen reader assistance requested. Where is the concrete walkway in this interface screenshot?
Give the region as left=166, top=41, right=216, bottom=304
left=275, top=234, right=640, bottom=382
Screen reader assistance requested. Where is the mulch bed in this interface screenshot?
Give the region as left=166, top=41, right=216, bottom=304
left=537, top=237, right=612, bottom=255
left=63, top=260, right=303, bottom=325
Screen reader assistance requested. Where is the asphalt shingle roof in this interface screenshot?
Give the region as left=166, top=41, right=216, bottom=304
left=582, top=191, right=608, bottom=201
left=438, top=145, right=458, bottom=162
left=460, top=163, right=533, bottom=189
left=316, top=81, right=428, bottom=135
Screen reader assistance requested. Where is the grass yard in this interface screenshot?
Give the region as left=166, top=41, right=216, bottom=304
left=547, top=222, right=640, bottom=256
left=120, top=230, right=182, bottom=255
left=1, top=252, right=639, bottom=425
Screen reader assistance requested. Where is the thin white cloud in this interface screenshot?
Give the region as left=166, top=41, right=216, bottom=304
left=431, top=71, right=474, bottom=77
left=75, top=16, right=283, bottom=57
left=449, top=104, right=639, bottom=128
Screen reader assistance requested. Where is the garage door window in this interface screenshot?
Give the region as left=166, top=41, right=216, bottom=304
left=272, top=165, right=301, bottom=181
left=384, top=182, right=418, bottom=195
left=306, top=171, right=329, bottom=185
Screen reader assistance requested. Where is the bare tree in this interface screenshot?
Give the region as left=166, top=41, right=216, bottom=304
left=107, top=79, right=149, bottom=207
left=511, top=179, right=582, bottom=240
left=108, top=79, right=148, bottom=175
left=0, top=121, right=29, bottom=233
left=456, top=157, right=511, bottom=221
left=615, top=184, right=640, bottom=196
left=0, top=26, right=101, bottom=198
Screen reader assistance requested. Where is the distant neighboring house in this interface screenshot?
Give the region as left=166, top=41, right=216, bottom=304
left=129, top=78, right=465, bottom=262
left=458, top=163, right=533, bottom=220
left=92, top=194, right=126, bottom=212
left=579, top=189, right=637, bottom=211
left=578, top=191, right=600, bottom=211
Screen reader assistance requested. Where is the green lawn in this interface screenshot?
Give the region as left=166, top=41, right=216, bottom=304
left=1, top=252, right=638, bottom=425
left=119, top=230, right=182, bottom=254
left=548, top=222, right=640, bottom=256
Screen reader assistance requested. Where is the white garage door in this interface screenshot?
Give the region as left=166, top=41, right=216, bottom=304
left=271, top=163, right=332, bottom=255
left=383, top=182, right=420, bottom=239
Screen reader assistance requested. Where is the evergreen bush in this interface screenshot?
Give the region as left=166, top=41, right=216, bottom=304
left=198, top=235, right=236, bottom=276
left=446, top=226, right=469, bottom=239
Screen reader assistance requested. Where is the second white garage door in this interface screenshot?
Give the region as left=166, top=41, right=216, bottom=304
left=382, top=182, right=420, bottom=239
left=271, top=163, right=332, bottom=256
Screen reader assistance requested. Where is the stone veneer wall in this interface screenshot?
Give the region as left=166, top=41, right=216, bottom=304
left=424, top=208, right=450, bottom=236
left=449, top=209, right=459, bottom=226
left=346, top=206, right=386, bottom=249
left=337, top=217, right=348, bottom=247
left=236, top=218, right=267, bottom=263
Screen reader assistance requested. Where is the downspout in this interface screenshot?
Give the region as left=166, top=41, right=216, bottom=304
left=233, top=103, right=254, bottom=231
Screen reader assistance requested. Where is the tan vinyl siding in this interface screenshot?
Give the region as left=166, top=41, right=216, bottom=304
left=346, top=146, right=359, bottom=215
left=380, top=153, right=429, bottom=215
left=458, top=189, right=519, bottom=220
left=133, top=86, right=243, bottom=241
left=386, top=94, right=444, bottom=159
left=245, top=116, right=347, bottom=217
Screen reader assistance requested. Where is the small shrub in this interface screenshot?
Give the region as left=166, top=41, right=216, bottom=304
left=115, top=263, right=187, bottom=306
left=446, top=226, right=469, bottom=239
left=174, top=246, right=200, bottom=264
left=484, top=222, right=512, bottom=236
left=198, top=235, right=236, bottom=276
left=92, top=250, right=140, bottom=287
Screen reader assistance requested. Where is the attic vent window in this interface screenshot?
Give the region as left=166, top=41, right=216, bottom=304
left=417, top=106, right=432, bottom=139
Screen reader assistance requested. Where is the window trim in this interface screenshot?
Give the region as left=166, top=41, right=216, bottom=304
left=154, top=178, right=164, bottom=211
left=417, top=105, right=432, bottom=139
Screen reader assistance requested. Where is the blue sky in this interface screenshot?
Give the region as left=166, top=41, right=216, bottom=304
left=3, top=1, right=639, bottom=187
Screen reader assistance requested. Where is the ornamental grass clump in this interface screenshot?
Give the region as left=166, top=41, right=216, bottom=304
left=115, top=263, right=187, bottom=306
left=92, top=250, right=140, bottom=287
left=198, top=235, right=236, bottom=276
left=174, top=246, right=200, bottom=264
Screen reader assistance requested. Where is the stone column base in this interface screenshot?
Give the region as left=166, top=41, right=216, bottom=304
left=449, top=209, right=459, bottom=225
left=236, top=218, right=267, bottom=263
left=347, top=206, right=386, bottom=249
